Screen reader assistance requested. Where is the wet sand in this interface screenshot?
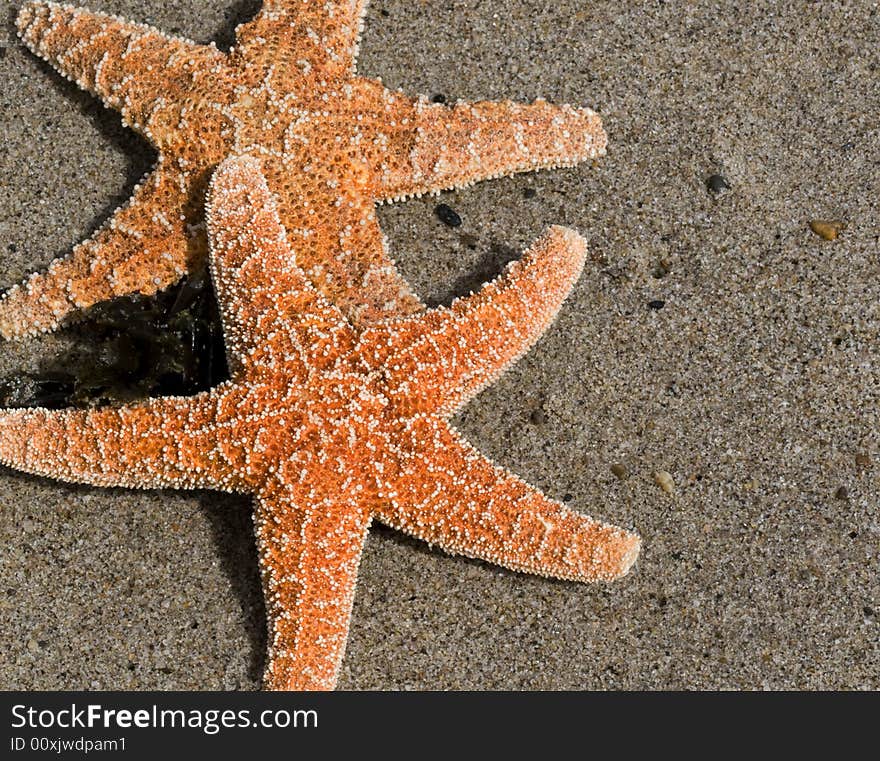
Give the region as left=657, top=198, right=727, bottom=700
left=0, top=0, right=877, bottom=689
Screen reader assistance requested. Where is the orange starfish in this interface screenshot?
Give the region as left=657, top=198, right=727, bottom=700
left=2, top=0, right=607, bottom=339
left=0, top=157, right=639, bottom=690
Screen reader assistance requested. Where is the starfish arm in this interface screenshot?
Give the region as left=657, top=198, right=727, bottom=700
left=0, top=394, right=222, bottom=490
left=376, top=417, right=640, bottom=582
left=16, top=2, right=225, bottom=143
left=0, top=166, right=197, bottom=340
left=255, top=476, right=371, bottom=690
left=360, top=226, right=586, bottom=417
left=234, top=0, right=368, bottom=81
left=206, top=157, right=357, bottom=378
left=366, top=94, right=607, bottom=202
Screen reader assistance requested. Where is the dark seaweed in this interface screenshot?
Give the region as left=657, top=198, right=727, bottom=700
left=0, top=268, right=228, bottom=409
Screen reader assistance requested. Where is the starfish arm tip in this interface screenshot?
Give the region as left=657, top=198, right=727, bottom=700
left=373, top=95, right=609, bottom=200
left=376, top=420, right=642, bottom=585
left=544, top=224, right=588, bottom=270
left=0, top=167, right=194, bottom=340
left=604, top=529, right=641, bottom=581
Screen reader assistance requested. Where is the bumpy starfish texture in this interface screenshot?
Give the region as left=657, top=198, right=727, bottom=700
left=0, top=158, right=639, bottom=689
left=2, top=0, right=607, bottom=339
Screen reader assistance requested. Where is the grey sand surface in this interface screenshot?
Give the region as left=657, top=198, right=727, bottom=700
left=0, top=0, right=877, bottom=689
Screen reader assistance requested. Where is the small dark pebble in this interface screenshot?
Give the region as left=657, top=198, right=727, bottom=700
left=610, top=463, right=629, bottom=480
left=435, top=203, right=462, bottom=227
left=849, top=530, right=858, bottom=539
left=379, top=8, right=389, bottom=16
left=834, top=486, right=849, bottom=500
left=562, top=493, right=573, bottom=502
left=7, top=243, right=17, bottom=253
left=706, top=174, right=730, bottom=193
left=431, top=93, right=447, bottom=104
left=523, top=187, right=537, bottom=199
left=529, top=408, right=548, bottom=425
left=0, top=47, right=6, bottom=60
left=865, top=607, right=875, bottom=617
left=648, top=299, right=665, bottom=310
